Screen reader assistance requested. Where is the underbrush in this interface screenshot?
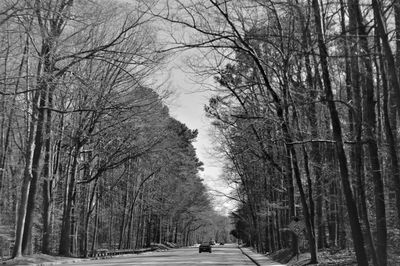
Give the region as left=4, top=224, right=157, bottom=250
left=270, top=248, right=357, bottom=266
left=271, top=244, right=400, bottom=266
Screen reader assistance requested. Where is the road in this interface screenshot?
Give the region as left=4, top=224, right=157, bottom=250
left=60, top=244, right=259, bottom=266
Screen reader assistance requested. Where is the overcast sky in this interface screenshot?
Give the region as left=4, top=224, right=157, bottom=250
left=149, top=5, right=236, bottom=215
left=162, top=56, right=235, bottom=216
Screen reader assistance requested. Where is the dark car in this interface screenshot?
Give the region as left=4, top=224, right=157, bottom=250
left=199, top=242, right=212, bottom=253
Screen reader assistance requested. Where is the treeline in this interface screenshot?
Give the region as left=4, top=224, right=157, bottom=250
left=158, top=0, right=400, bottom=265
left=0, top=0, right=219, bottom=258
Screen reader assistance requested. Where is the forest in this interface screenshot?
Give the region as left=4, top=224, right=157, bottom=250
left=156, top=0, right=400, bottom=265
left=1, top=0, right=400, bottom=266
left=0, top=0, right=230, bottom=260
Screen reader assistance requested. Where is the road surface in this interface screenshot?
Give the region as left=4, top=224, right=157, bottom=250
left=60, top=244, right=260, bottom=265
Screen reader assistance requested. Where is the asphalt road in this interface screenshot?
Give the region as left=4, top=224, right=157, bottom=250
left=60, top=244, right=257, bottom=266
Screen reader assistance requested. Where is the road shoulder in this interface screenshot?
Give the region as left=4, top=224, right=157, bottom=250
left=239, top=246, right=286, bottom=266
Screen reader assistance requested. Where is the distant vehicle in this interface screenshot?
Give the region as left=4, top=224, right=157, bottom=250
left=219, top=242, right=224, bottom=245
left=209, top=240, right=216, bottom=245
left=199, top=242, right=212, bottom=253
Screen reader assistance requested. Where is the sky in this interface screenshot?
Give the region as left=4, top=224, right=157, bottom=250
left=147, top=1, right=236, bottom=215
left=162, top=56, right=236, bottom=216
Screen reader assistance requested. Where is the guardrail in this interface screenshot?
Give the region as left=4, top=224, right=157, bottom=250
left=88, top=247, right=157, bottom=258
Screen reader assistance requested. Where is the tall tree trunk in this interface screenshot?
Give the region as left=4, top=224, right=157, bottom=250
left=372, top=0, right=400, bottom=117
left=78, top=183, right=88, bottom=257
left=311, top=0, right=368, bottom=264
left=337, top=178, right=347, bottom=249
left=378, top=34, right=400, bottom=229
left=59, top=141, right=80, bottom=256
left=118, top=181, right=128, bottom=249
left=393, top=1, right=400, bottom=134
left=82, top=180, right=97, bottom=257
left=18, top=0, right=73, bottom=256
left=346, top=1, right=379, bottom=265
left=327, top=171, right=337, bottom=246
left=289, top=146, right=317, bottom=263
left=374, top=0, right=400, bottom=228
left=109, top=201, right=114, bottom=249
left=42, top=88, right=57, bottom=254
left=12, top=66, right=42, bottom=258
left=361, top=57, right=387, bottom=266
left=296, top=3, right=324, bottom=247
left=22, top=42, right=56, bottom=255
left=353, top=5, right=387, bottom=264
left=339, top=0, right=353, bottom=251
left=90, top=193, right=99, bottom=254
left=290, top=95, right=318, bottom=257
